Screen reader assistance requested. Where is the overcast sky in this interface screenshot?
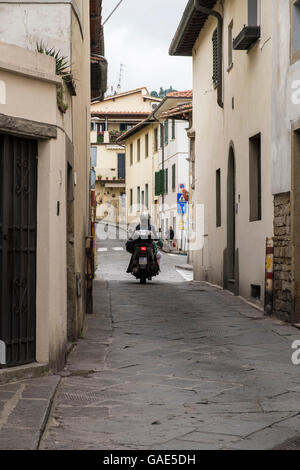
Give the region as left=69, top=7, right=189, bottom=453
left=102, top=0, right=192, bottom=94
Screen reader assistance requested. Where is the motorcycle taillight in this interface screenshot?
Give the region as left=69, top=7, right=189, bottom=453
left=140, top=246, right=147, bottom=252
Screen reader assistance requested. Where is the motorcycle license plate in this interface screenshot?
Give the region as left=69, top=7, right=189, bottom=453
left=139, top=257, right=147, bottom=266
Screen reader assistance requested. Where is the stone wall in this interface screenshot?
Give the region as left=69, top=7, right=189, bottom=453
left=273, top=192, right=293, bottom=321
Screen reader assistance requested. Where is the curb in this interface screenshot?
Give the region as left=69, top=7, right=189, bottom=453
left=0, top=363, right=49, bottom=386
left=37, top=375, right=61, bottom=450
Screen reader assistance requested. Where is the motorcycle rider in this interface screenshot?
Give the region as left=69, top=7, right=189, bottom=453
left=126, top=212, right=163, bottom=273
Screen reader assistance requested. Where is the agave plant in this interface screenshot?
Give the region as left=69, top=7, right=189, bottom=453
left=36, top=41, right=70, bottom=77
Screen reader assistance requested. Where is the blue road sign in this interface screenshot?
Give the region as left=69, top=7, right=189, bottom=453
left=177, top=202, right=187, bottom=215
left=177, top=193, right=186, bottom=203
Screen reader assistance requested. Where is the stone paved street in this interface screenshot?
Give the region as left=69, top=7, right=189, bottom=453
left=37, top=230, right=300, bottom=450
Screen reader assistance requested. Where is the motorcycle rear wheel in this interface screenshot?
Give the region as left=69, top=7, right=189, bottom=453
left=140, top=276, right=147, bottom=284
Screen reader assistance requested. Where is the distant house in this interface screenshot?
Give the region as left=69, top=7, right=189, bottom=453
left=91, top=88, right=160, bottom=226
left=153, top=92, right=192, bottom=252
left=117, top=116, right=160, bottom=231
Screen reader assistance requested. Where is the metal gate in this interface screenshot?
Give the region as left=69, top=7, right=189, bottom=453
left=0, top=134, right=37, bottom=367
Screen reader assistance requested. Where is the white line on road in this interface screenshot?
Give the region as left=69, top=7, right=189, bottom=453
left=168, top=253, right=185, bottom=257
left=176, top=268, right=194, bottom=282
left=112, top=247, right=124, bottom=251
left=98, top=248, right=108, bottom=252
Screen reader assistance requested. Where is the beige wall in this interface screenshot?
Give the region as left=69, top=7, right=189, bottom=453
left=0, top=41, right=68, bottom=369
left=92, top=88, right=157, bottom=113
left=0, top=0, right=91, bottom=369
left=70, top=3, right=91, bottom=338
left=192, top=0, right=273, bottom=307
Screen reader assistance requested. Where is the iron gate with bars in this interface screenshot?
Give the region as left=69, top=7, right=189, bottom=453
left=0, top=134, right=37, bottom=367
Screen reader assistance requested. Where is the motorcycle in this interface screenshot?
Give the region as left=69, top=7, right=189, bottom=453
left=126, top=231, right=160, bottom=284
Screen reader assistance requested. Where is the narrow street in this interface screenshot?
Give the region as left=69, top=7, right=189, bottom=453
left=38, top=226, right=300, bottom=450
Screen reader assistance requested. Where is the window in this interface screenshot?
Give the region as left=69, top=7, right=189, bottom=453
left=164, top=120, right=169, bottom=146
left=155, top=170, right=165, bottom=196
left=160, top=124, right=164, bottom=148
left=145, top=134, right=149, bottom=158
left=130, top=189, right=133, bottom=210
left=137, top=139, right=141, bottom=162
left=145, top=184, right=149, bottom=209
left=154, top=127, right=158, bottom=152
left=96, top=123, right=105, bottom=132
left=137, top=186, right=141, bottom=211
left=141, top=190, right=145, bottom=210
left=249, top=133, right=262, bottom=222
left=120, top=123, right=132, bottom=132
left=172, top=120, right=176, bottom=140
left=216, top=169, right=221, bottom=227
left=293, top=1, right=300, bottom=54
left=118, top=154, right=125, bottom=179
left=212, top=28, right=218, bottom=87
left=248, top=0, right=260, bottom=26
left=130, top=143, right=133, bottom=166
left=172, top=164, right=176, bottom=191
left=228, top=20, right=233, bottom=70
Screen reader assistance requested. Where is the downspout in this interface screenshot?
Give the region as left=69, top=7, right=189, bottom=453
left=194, top=0, right=224, bottom=108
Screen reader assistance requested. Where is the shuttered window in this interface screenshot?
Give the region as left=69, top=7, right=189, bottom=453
left=172, top=164, right=176, bottom=191
left=212, top=28, right=218, bottom=87
left=130, top=143, right=133, bottom=166
left=172, top=120, right=176, bottom=140
left=155, top=169, right=166, bottom=196
left=137, top=139, right=141, bottom=162
left=154, top=127, right=158, bottom=152
left=145, top=134, right=149, bottom=158
left=145, top=184, right=149, bottom=209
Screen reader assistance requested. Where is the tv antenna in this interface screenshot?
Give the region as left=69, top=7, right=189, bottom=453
left=118, top=63, right=126, bottom=89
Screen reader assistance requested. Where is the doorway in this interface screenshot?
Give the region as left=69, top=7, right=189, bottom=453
left=227, top=146, right=236, bottom=293
left=0, top=134, right=37, bottom=366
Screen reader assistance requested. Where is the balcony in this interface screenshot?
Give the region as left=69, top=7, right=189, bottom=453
left=96, top=130, right=126, bottom=145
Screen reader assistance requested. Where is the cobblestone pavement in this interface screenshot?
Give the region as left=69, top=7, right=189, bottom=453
left=38, top=230, right=300, bottom=450
left=0, top=376, right=60, bottom=450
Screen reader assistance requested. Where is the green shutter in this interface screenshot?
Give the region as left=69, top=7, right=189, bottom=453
left=172, top=164, right=176, bottom=190
left=212, top=28, right=218, bottom=87
left=155, top=169, right=166, bottom=195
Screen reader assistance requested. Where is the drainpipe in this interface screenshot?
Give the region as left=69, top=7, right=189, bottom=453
left=194, top=0, right=224, bottom=109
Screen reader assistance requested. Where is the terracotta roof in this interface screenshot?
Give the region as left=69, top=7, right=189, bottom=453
left=91, top=111, right=149, bottom=116
left=167, top=90, right=193, bottom=98
left=161, top=103, right=193, bottom=119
